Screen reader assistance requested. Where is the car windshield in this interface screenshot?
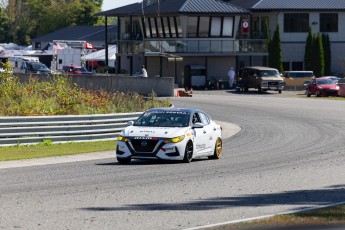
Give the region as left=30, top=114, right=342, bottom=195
left=259, top=70, right=279, bottom=77
left=134, top=111, right=191, bottom=127
left=74, top=67, right=88, bottom=72
left=30, top=63, right=49, bottom=70
left=317, top=79, right=334, bottom=85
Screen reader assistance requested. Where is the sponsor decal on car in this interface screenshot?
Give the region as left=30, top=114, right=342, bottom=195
left=161, top=147, right=175, bottom=152
left=196, top=144, right=206, bottom=150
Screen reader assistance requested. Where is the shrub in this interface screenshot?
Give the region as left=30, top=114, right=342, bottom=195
left=0, top=73, right=170, bottom=116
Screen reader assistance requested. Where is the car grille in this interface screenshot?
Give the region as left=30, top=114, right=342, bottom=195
left=325, top=89, right=338, bottom=96
left=268, top=82, right=278, bottom=86
left=130, top=139, right=159, bottom=152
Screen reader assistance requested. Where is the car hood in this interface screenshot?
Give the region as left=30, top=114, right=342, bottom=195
left=318, top=84, right=338, bottom=89
left=122, top=126, right=190, bottom=138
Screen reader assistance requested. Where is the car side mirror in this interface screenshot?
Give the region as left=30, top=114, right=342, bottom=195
left=192, top=122, right=205, bottom=129
left=127, top=121, right=134, bottom=126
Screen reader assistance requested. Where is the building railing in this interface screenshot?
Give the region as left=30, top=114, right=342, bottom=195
left=0, top=113, right=142, bottom=147
left=117, top=39, right=267, bottom=54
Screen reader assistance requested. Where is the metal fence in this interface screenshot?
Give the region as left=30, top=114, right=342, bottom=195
left=0, top=112, right=142, bottom=147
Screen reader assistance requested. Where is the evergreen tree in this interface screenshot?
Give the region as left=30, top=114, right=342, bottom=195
left=322, top=34, right=331, bottom=75
left=304, top=27, right=313, bottom=70
left=312, top=34, right=324, bottom=77
left=271, top=24, right=283, bottom=72
left=263, top=20, right=270, bottom=66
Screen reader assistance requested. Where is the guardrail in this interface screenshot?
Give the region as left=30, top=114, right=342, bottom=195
left=0, top=112, right=142, bottom=147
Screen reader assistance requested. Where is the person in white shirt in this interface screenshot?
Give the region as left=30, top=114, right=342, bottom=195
left=227, top=67, right=235, bottom=88
left=141, top=65, right=148, bottom=77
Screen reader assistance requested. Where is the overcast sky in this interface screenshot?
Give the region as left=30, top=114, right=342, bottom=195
left=102, top=0, right=141, bottom=11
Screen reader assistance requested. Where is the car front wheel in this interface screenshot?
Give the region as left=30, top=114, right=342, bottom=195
left=209, top=138, right=222, bottom=160
left=182, top=141, right=193, bottom=163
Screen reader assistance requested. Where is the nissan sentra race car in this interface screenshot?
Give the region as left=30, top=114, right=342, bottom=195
left=116, top=107, right=222, bottom=164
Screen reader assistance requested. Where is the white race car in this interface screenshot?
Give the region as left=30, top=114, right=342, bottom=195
left=116, top=107, right=222, bottom=164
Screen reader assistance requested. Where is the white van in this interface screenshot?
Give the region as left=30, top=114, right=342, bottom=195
left=9, top=56, right=40, bottom=73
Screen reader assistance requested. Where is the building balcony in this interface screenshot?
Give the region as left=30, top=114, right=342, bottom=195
left=116, top=39, right=268, bottom=55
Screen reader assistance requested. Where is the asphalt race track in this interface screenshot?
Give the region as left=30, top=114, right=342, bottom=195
left=1, top=90, right=345, bottom=229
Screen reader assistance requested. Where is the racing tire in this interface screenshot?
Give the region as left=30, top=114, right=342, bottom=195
left=208, top=138, right=222, bottom=160
left=182, top=141, right=193, bottom=163
left=117, top=157, right=131, bottom=164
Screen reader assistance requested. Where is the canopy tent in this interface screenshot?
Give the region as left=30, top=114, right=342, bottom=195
left=83, top=45, right=116, bottom=66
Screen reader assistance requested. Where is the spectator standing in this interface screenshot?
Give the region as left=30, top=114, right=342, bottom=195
left=228, top=67, right=235, bottom=88
left=141, top=65, right=148, bottom=77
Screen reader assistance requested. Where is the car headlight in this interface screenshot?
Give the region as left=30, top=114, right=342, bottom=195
left=117, top=135, right=128, bottom=142
left=336, top=86, right=340, bottom=90
left=164, top=135, right=185, bottom=144
left=318, top=86, right=323, bottom=89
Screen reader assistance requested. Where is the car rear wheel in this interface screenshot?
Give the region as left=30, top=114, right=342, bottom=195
left=117, top=157, right=131, bottom=164
left=182, top=141, right=193, bottom=163
left=208, top=138, right=222, bottom=160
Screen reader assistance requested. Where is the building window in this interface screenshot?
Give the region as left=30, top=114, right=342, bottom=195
left=222, top=17, right=234, bottom=37
left=169, top=17, right=177, bottom=37
left=35, top=42, right=41, bottom=49
left=211, top=17, right=222, bottom=37
left=187, top=17, right=198, bottom=37
left=176, top=17, right=182, bottom=38
left=320, top=13, right=338, bottom=32
left=284, top=13, right=309, bottom=32
left=199, top=17, right=210, bottom=37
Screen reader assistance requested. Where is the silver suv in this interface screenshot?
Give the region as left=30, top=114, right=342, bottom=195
left=239, top=66, right=284, bottom=93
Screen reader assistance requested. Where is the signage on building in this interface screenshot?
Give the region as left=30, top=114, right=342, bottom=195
left=241, top=19, right=249, bottom=34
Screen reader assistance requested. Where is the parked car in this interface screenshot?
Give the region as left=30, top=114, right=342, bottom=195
left=116, top=107, right=223, bottom=164
left=22, top=61, right=52, bottom=74
left=282, top=71, right=314, bottom=89
left=306, top=77, right=339, bottom=97
left=62, top=65, right=92, bottom=75
left=238, top=66, right=285, bottom=93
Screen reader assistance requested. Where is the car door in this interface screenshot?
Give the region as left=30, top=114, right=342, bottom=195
left=308, top=79, right=317, bottom=94
left=192, top=113, right=209, bottom=156
left=198, top=112, right=214, bottom=155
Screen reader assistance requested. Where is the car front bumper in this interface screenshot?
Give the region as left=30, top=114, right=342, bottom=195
left=116, top=138, right=187, bottom=161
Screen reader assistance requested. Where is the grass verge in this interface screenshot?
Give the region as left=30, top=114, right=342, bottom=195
left=0, top=140, right=115, bottom=161
left=213, top=204, right=345, bottom=230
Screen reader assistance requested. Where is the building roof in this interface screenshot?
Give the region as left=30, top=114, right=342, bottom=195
left=228, top=0, right=345, bottom=11
left=253, top=0, right=345, bottom=10
left=31, top=26, right=117, bottom=42
left=97, top=0, right=249, bottom=16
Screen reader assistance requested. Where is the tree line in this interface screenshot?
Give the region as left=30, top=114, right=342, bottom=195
left=0, top=0, right=105, bottom=46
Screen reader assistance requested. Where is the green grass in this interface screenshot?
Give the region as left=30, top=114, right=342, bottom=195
left=213, top=204, right=345, bottom=230
left=0, top=140, right=116, bottom=161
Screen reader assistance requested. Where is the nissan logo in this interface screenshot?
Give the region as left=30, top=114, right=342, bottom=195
left=141, top=141, right=148, bottom=147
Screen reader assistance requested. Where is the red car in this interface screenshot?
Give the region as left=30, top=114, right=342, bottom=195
left=306, top=77, right=339, bottom=97
left=62, top=65, right=93, bottom=75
